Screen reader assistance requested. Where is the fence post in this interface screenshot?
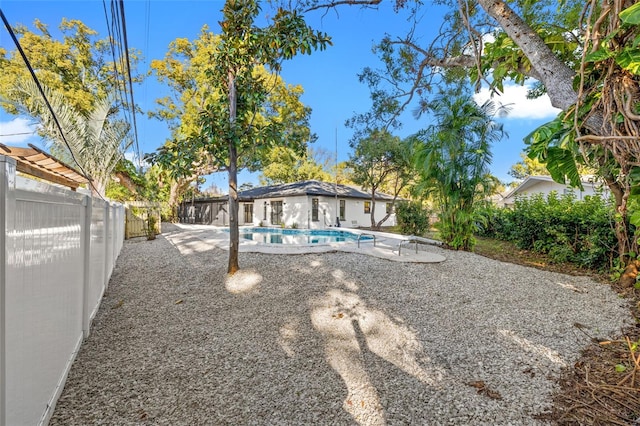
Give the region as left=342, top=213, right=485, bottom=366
left=104, top=202, right=110, bottom=289
left=81, top=195, right=92, bottom=339
left=0, top=156, right=16, bottom=426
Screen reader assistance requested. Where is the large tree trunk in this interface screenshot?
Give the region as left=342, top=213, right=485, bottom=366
left=477, top=0, right=636, bottom=272
left=476, top=0, right=578, bottom=111
left=370, top=187, right=377, bottom=230
left=227, top=71, right=240, bottom=275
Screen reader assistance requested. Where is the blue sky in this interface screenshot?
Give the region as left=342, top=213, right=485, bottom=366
left=0, top=0, right=560, bottom=191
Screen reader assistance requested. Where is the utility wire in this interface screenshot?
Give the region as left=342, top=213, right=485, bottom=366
left=103, top=0, right=130, bottom=126
left=0, top=131, right=36, bottom=137
left=118, top=0, right=141, bottom=163
left=0, top=7, right=105, bottom=200
left=103, top=0, right=140, bottom=164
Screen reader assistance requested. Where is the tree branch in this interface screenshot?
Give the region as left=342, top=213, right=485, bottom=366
left=304, top=0, right=381, bottom=13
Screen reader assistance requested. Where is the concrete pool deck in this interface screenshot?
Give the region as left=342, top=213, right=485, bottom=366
left=169, top=223, right=447, bottom=263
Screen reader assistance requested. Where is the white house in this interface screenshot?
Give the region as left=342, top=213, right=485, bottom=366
left=238, top=180, right=398, bottom=229
left=178, top=180, right=399, bottom=229
left=500, top=175, right=607, bottom=207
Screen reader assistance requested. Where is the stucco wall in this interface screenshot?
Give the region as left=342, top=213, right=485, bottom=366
left=246, top=195, right=396, bottom=229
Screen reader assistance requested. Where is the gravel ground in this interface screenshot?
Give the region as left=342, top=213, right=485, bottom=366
left=50, top=223, right=632, bottom=425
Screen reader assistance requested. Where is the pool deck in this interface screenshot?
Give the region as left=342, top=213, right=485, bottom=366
left=169, top=223, right=446, bottom=263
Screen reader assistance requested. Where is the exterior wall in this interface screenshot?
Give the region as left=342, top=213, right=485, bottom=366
left=338, top=197, right=397, bottom=228
left=1, top=155, right=125, bottom=426
left=251, top=195, right=310, bottom=228
left=503, top=180, right=601, bottom=207
left=249, top=195, right=397, bottom=229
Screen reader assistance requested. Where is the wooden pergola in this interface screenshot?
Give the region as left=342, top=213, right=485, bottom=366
left=0, top=143, right=90, bottom=190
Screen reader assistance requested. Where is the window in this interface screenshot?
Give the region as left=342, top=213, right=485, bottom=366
left=386, top=203, right=392, bottom=214
left=339, top=200, right=345, bottom=221
left=271, top=201, right=283, bottom=225
left=263, top=202, right=267, bottom=221
left=244, top=203, right=253, bottom=223
left=312, top=198, right=319, bottom=221
left=364, top=201, right=371, bottom=214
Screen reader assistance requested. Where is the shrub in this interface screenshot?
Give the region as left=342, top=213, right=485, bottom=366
left=146, top=212, right=157, bottom=240
left=476, top=192, right=616, bottom=271
left=475, top=203, right=514, bottom=240
left=396, top=201, right=430, bottom=236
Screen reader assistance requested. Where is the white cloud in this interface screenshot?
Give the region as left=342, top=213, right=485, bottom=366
left=473, top=83, right=561, bottom=120
left=0, top=117, right=37, bottom=145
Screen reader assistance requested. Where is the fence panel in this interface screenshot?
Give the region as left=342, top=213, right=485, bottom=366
left=87, top=198, right=107, bottom=328
left=125, top=202, right=161, bottom=239
left=0, top=155, right=125, bottom=426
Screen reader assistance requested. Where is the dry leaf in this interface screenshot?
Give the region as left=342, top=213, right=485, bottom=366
left=468, top=380, right=485, bottom=389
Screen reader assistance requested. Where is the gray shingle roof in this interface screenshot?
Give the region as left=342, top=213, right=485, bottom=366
left=238, top=180, right=396, bottom=201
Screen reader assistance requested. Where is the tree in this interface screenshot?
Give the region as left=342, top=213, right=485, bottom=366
left=348, top=129, right=412, bottom=230
left=158, top=0, right=331, bottom=274
left=259, top=146, right=333, bottom=185
left=0, top=18, right=140, bottom=117
left=413, top=91, right=505, bottom=251
left=508, top=153, right=551, bottom=181
left=309, top=0, right=640, bottom=279
left=147, top=22, right=319, bottom=226
left=5, top=79, right=131, bottom=197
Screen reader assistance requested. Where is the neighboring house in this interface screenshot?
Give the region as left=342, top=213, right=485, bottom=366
left=501, top=175, right=607, bottom=207
left=178, top=180, right=399, bottom=229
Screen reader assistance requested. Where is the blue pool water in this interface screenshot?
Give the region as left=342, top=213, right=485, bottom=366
left=234, top=227, right=371, bottom=245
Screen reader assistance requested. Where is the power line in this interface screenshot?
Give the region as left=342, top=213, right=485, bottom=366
left=102, top=0, right=141, bottom=164
left=102, top=0, right=126, bottom=122
left=118, top=0, right=141, bottom=163
left=0, top=131, right=36, bottom=137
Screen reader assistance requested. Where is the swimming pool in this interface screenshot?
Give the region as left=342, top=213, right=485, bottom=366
left=236, top=227, right=371, bottom=245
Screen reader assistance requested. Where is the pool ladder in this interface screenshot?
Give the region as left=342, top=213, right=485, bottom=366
left=356, top=233, right=376, bottom=248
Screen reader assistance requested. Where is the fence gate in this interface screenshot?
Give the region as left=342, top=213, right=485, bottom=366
left=125, top=202, right=162, bottom=239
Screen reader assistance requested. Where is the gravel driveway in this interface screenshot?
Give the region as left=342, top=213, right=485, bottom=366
left=49, top=223, right=631, bottom=425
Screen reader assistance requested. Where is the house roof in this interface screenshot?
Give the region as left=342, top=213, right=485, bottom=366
left=504, top=175, right=598, bottom=200
left=237, top=180, right=396, bottom=201
left=0, top=143, right=89, bottom=190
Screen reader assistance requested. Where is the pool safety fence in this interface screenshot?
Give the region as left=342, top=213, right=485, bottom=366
left=0, top=155, right=125, bottom=426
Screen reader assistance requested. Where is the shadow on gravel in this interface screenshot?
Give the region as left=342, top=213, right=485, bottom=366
left=49, top=224, right=630, bottom=425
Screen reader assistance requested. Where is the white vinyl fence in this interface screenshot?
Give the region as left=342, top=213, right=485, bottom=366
left=0, top=155, right=125, bottom=426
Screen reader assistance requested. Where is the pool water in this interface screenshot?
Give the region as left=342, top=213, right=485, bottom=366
left=236, top=227, right=371, bottom=245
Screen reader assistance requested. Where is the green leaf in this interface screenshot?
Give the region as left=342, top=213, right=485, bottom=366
left=615, top=364, right=627, bottom=373
left=630, top=211, right=640, bottom=228
left=585, top=47, right=614, bottom=62
left=620, top=3, right=640, bottom=25
left=616, top=49, right=640, bottom=74
left=545, top=147, right=584, bottom=190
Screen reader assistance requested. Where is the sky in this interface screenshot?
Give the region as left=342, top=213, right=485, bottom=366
left=0, top=0, right=561, bottom=192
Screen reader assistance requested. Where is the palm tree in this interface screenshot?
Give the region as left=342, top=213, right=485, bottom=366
left=9, top=79, right=132, bottom=197
left=413, top=91, right=505, bottom=250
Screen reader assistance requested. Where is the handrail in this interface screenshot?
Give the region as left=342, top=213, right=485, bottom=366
left=357, top=233, right=376, bottom=248
left=398, top=235, right=441, bottom=255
